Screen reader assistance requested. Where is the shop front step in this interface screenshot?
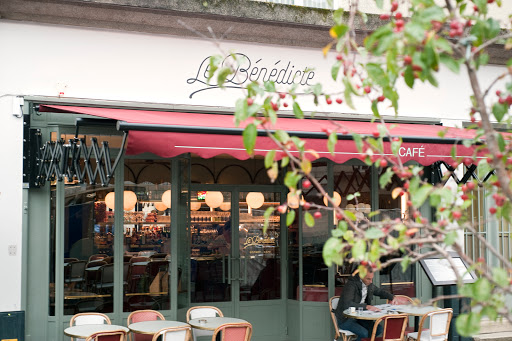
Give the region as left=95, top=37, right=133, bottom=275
left=472, top=332, right=512, bottom=341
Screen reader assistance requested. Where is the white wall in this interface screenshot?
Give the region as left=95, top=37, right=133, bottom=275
left=0, top=96, right=24, bottom=312
left=0, top=19, right=508, bottom=311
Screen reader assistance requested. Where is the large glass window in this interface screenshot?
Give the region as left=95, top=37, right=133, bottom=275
left=122, top=161, right=171, bottom=312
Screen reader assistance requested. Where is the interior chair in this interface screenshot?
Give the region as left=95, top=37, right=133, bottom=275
left=186, top=306, right=224, bottom=341
left=149, top=253, right=168, bottom=260
left=86, top=260, right=108, bottom=290
left=65, top=260, right=87, bottom=289
left=329, top=296, right=356, bottom=341
left=70, top=312, right=111, bottom=341
left=406, top=308, right=453, bottom=341
left=211, top=322, right=252, bottom=341
left=95, top=264, right=115, bottom=294
left=85, top=329, right=127, bottom=341
left=361, top=314, right=408, bottom=341
left=127, top=309, right=165, bottom=341
left=151, top=325, right=192, bottom=341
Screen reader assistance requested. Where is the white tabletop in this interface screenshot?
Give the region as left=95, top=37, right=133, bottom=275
left=64, top=324, right=129, bottom=338
left=85, top=266, right=102, bottom=271
left=394, top=304, right=441, bottom=316
left=343, top=309, right=387, bottom=320
left=189, top=317, right=248, bottom=331
left=129, top=320, right=189, bottom=335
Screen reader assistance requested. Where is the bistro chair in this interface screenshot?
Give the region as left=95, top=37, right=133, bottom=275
left=406, top=308, right=453, bottom=341
left=186, top=306, right=223, bottom=341
left=211, top=322, right=252, bottom=341
left=95, top=264, right=115, bottom=294
left=329, top=296, right=356, bottom=341
left=151, top=325, right=192, bottom=341
left=127, top=309, right=165, bottom=341
left=361, top=314, right=408, bottom=341
left=70, top=312, right=111, bottom=341
left=386, top=295, right=415, bottom=334
left=85, top=329, right=127, bottom=341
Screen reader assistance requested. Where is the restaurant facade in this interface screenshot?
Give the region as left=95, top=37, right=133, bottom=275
left=1, top=1, right=512, bottom=340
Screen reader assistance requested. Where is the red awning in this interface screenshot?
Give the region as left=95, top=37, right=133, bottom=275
left=39, top=105, right=480, bottom=165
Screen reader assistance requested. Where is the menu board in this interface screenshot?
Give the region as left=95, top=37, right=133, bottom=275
left=420, top=254, right=477, bottom=285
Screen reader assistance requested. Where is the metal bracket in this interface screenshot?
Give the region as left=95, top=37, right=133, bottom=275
left=30, top=129, right=128, bottom=187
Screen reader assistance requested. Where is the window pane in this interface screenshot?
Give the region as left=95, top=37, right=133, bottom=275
left=63, top=184, right=114, bottom=315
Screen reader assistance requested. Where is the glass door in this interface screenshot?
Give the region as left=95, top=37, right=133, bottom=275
left=188, top=189, right=282, bottom=315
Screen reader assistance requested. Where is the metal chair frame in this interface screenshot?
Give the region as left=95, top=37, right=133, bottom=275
left=329, top=296, right=356, bottom=341
left=151, top=325, right=192, bottom=341
left=406, top=308, right=453, bottom=341
left=364, top=314, right=409, bottom=341
left=84, top=329, right=127, bottom=341
left=211, top=322, right=252, bottom=341
left=127, top=309, right=165, bottom=341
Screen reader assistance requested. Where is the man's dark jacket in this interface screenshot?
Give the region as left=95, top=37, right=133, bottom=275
left=334, top=275, right=394, bottom=324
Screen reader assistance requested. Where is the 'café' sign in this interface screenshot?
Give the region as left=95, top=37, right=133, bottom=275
left=187, top=53, right=316, bottom=98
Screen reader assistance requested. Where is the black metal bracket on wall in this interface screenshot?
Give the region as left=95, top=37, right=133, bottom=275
left=26, top=128, right=128, bottom=188
left=426, top=161, right=494, bottom=186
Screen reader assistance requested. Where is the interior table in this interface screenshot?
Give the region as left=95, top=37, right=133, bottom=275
left=188, top=317, right=248, bottom=331
left=64, top=324, right=129, bottom=338
left=128, top=320, right=189, bottom=335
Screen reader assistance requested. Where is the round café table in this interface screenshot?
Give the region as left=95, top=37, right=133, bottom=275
left=64, top=324, right=129, bottom=338
left=188, top=317, right=248, bottom=331
left=128, top=320, right=189, bottom=335
left=343, top=309, right=387, bottom=320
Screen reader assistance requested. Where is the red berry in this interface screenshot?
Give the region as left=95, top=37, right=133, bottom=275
left=395, top=19, right=405, bottom=28
left=279, top=92, right=286, bottom=99
left=271, top=102, right=279, bottom=111
left=326, top=97, right=333, bottom=105
left=380, top=14, right=391, bottom=20
left=395, top=12, right=403, bottom=19
left=336, top=212, right=343, bottom=220
left=377, top=95, right=385, bottom=102
left=404, top=55, right=412, bottom=65
left=336, top=98, right=343, bottom=104
left=247, top=98, right=254, bottom=106
left=277, top=205, right=287, bottom=214
left=364, top=86, right=371, bottom=94
left=283, top=102, right=288, bottom=107
left=466, top=182, right=476, bottom=190
left=391, top=1, right=399, bottom=12
left=463, top=158, right=473, bottom=166
left=313, top=211, right=322, bottom=219
left=380, top=159, right=388, bottom=168
left=438, top=219, right=448, bottom=227
left=461, top=194, right=469, bottom=201
left=496, top=90, right=502, bottom=96
left=336, top=54, right=343, bottom=61
left=302, top=202, right=311, bottom=210
left=407, top=200, right=413, bottom=207
left=360, top=260, right=368, bottom=266
left=302, top=179, right=312, bottom=189
left=489, top=207, right=497, bottom=215
left=372, top=131, right=380, bottom=138
left=452, top=211, right=462, bottom=220
left=477, top=257, right=485, bottom=263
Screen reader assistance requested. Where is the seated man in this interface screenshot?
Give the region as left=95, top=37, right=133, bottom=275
left=334, top=267, right=399, bottom=341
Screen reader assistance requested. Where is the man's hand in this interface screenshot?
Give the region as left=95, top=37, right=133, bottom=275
left=366, top=305, right=381, bottom=312
left=390, top=297, right=399, bottom=305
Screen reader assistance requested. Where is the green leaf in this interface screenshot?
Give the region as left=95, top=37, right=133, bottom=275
left=344, top=210, right=357, bottom=221
left=473, top=278, right=492, bottom=301
left=405, top=22, right=426, bottom=43
left=264, top=81, right=276, bottom=93
left=497, top=133, right=506, bottom=152
left=323, top=237, right=344, bottom=267
left=216, top=67, right=232, bottom=88
left=440, top=54, right=460, bottom=74
left=286, top=210, right=296, bottom=227
left=265, top=150, right=276, bottom=169
left=332, top=8, right=344, bottom=25
left=492, top=267, right=509, bottom=287
left=456, top=312, right=481, bottom=337
left=365, top=227, right=385, bottom=239
left=352, top=240, right=366, bottom=260
left=332, top=60, right=342, bottom=81
left=328, top=132, right=338, bottom=155
left=387, top=236, right=398, bottom=250
left=444, top=230, right=458, bottom=246
left=274, top=130, right=291, bottom=144
left=243, top=123, right=257, bottom=155
left=281, top=156, right=290, bottom=168
left=208, top=55, right=222, bottom=83
left=401, top=256, right=411, bottom=272
left=411, top=183, right=433, bottom=207
left=379, top=168, right=394, bottom=189
left=492, top=103, right=507, bottom=123
left=234, top=98, right=248, bottom=125
left=293, top=102, right=304, bottom=119
left=369, top=240, right=381, bottom=263
left=371, top=100, right=380, bottom=118
left=404, top=66, right=415, bottom=88
left=263, top=207, right=274, bottom=233
left=481, top=306, right=498, bottom=321
left=353, top=133, right=363, bottom=152
left=304, top=211, right=315, bottom=227
left=330, top=24, right=349, bottom=38
left=367, top=63, right=390, bottom=88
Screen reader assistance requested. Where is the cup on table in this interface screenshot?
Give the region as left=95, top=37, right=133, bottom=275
left=349, top=307, right=356, bottom=314
left=198, top=319, right=207, bottom=325
left=357, top=307, right=363, bottom=315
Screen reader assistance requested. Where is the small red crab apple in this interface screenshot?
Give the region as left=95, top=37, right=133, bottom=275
left=276, top=205, right=287, bottom=214
left=302, top=179, right=312, bottom=189
left=452, top=211, right=462, bottom=220
left=489, top=207, right=497, bottom=215
left=247, top=98, right=254, bottom=106
left=302, top=201, right=311, bottom=210
left=313, top=211, right=322, bottom=219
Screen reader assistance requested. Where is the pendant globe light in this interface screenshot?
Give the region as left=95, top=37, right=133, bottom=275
left=104, top=191, right=138, bottom=211
left=154, top=202, right=167, bottom=211
left=190, top=202, right=202, bottom=211
left=219, top=202, right=231, bottom=211
left=323, top=191, right=342, bottom=207
left=162, top=190, right=172, bottom=209
left=123, top=191, right=138, bottom=211
left=246, top=192, right=265, bottom=209
left=205, top=191, right=223, bottom=209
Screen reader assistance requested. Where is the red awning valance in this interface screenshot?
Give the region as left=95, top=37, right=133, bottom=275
left=39, top=105, right=480, bottom=165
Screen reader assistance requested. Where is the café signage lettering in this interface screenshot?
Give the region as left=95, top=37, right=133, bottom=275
left=399, top=146, right=425, bottom=158
left=187, top=53, right=316, bottom=98
left=244, top=232, right=279, bottom=249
